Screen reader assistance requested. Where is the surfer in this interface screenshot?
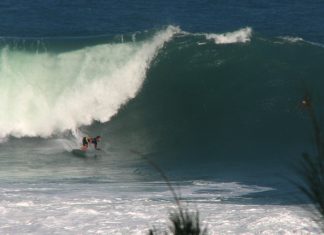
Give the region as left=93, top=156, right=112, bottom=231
left=81, top=136, right=101, bottom=151
left=301, top=95, right=311, bottom=108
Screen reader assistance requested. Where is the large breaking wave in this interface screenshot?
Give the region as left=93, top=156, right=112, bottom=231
left=0, top=26, right=180, bottom=139
left=1, top=25, right=324, bottom=161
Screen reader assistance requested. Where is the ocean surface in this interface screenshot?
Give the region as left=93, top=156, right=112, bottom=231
left=1, top=1, right=324, bottom=234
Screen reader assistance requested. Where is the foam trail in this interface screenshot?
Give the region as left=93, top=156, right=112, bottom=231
left=0, top=26, right=180, bottom=139
left=205, top=27, right=252, bottom=44
left=305, top=40, right=324, bottom=48
left=278, top=36, right=324, bottom=48
left=279, top=36, right=304, bottom=43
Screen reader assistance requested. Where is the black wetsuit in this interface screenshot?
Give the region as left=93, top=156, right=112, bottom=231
left=82, top=137, right=89, bottom=146
left=92, top=138, right=98, bottom=149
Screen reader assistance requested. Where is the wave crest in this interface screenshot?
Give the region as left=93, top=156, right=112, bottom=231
left=205, top=27, right=252, bottom=44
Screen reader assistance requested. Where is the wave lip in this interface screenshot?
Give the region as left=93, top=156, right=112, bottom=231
left=205, top=27, right=252, bottom=44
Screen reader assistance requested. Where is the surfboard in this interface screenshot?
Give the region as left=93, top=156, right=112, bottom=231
left=71, top=149, right=98, bottom=158
left=71, top=149, right=87, bottom=158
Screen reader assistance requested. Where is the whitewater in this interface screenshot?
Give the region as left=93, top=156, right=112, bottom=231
left=0, top=26, right=180, bottom=139
left=0, top=180, right=319, bottom=234
left=1, top=24, right=324, bottom=234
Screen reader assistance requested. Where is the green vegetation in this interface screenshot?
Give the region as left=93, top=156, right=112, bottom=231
left=298, top=94, right=324, bottom=229
left=149, top=210, right=207, bottom=235
left=130, top=150, right=208, bottom=235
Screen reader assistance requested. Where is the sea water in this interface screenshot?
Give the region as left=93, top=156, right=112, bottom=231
left=1, top=1, right=324, bottom=234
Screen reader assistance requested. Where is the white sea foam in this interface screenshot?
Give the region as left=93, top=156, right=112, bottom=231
left=205, top=27, right=252, bottom=44
left=0, top=26, right=180, bottom=139
left=278, top=36, right=324, bottom=48
left=0, top=181, right=319, bottom=234
left=279, top=36, right=304, bottom=43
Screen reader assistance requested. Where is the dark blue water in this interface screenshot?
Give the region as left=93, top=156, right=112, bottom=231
left=1, top=1, right=324, bottom=42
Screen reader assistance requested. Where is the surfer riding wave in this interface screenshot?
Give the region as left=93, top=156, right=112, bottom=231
left=81, top=136, right=101, bottom=151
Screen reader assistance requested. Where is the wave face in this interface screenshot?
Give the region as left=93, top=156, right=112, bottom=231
left=104, top=27, right=324, bottom=164
left=1, top=26, right=324, bottom=164
left=0, top=26, right=179, bottom=138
